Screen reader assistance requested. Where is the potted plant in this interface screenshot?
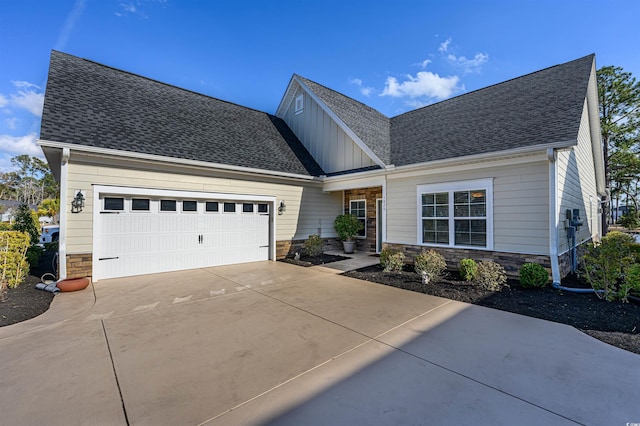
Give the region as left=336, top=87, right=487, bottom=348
left=334, top=214, right=364, bottom=254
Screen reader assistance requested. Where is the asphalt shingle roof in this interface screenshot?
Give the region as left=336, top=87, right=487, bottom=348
left=296, top=75, right=391, bottom=165
left=297, top=54, right=594, bottom=168
left=389, top=54, right=595, bottom=166
left=40, top=51, right=323, bottom=176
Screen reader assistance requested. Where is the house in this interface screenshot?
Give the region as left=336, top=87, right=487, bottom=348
left=38, top=51, right=605, bottom=283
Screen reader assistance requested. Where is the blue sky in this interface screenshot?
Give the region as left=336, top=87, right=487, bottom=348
left=1, top=0, right=639, bottom=173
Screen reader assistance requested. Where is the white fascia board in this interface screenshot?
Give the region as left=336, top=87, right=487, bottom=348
left=386, top=141, right=575, bottom=180
left=275, top=75, right=297, bottom=118
left=38, top=140, right=319, bottom=182
left=292, top=76, right=387, bottom=169
left=323, top=175, right=386, bottom=192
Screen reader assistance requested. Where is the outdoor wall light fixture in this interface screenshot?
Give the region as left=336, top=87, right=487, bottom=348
left=71, top=190, right=85, bottom=213
left=278, top=200, right=286, bottom=215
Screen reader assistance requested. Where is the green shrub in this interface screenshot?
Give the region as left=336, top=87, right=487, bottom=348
left=26, top=245, right=43, bottom=270
left=0, top=231, right=30, bottom=290
left=519, top=263, right=549, bottom=288
left=580, top=231, right=635, bottom=301
left=414, top=249, right=446, bottom=278
left=618, top=211, right=640, bottom=230
left=0, top=222, right=12, bottom=231
left=619, top=263, right=640, bottom=303
left=459, top=258, right=478, bottom=281
left=476, top=261, right=508, bottom=291
left=334, top=214, right=363, bottom=241
left=381, top=249, right=405, bottom=273
left=304, top=234, right=324, bottom=257
left=11, top=203, right=39, bottom=245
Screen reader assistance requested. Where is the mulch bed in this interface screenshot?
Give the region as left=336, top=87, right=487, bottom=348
left=280, top=253, right=351, bottom=267
left=0, top=275, right=55, bottom=327
left=344, top=264, right=640, bottom=355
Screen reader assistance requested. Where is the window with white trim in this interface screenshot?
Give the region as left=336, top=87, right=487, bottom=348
left=417, top=179, right=493, bottom=249
left=295, top=94, right=304, bottom=115
left=349, top=200, right=366, bottom=238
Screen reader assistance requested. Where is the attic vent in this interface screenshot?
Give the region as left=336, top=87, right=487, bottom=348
left=295, top=94, right=304, bottom=115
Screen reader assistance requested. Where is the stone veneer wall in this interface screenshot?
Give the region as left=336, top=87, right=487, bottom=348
left=276, top=238, right=342, bottom=259
left=343, top=186, right=382, bottom=253
left=558, top=239, right=592, bottom=277
left=66, top=253, right=92, bottom=278
left=382, top=243, right=552, bottom=278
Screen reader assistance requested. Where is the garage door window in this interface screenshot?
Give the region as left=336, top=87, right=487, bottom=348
left=160, top=200, right=177, bottom=212
left=182, top=200, right=197, bottom=212
left=205, top=201, right=219, bottom=212
left=104, top=197, right=124, bottom=211
left=131, top=198, right=150, bottom=211
left=258, top=203, right=268, bottom=213
left=243, top=203, right=254, bottom=213
left=223, top=202, right=236, bottom=213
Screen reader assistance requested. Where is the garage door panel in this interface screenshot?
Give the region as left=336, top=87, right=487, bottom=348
left=97, top=196, right=271, bottom=280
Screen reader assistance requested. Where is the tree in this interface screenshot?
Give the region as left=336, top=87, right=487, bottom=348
left=38, top=198, right=60, bottom=224
left=0, top=155, right=58, bottom=205
left=12, top=203, right=40, bottom=245
left=597, top=66, right=640, bottom=230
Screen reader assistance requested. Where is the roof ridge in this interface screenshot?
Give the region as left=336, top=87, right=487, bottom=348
left=392, top=54, right=595, bottom=119
left=50, top=50, right=273, bottom=117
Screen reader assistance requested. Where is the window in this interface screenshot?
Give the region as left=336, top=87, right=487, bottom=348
left=258, top=203, right=268, bottom=213
left=223, top=202, right=236, bottom=213
left=131, top=198, right=150, bottom=211
left=205, top=201, right=219, bottom=212
left=160, top=200, right=177, bottom=212
left=182, top=200, right=197, bottom=212
left=295, top=94, right=304, bottom=115
left=417, top=179, right=493, bottom=249
left=242, top=203, right=254, bottom=213
left=104, top=197, right=124, bottom=211
left=349, top=200, right=366, bottom=238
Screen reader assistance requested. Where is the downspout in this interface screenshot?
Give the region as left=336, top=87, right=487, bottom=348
left=547, top=148, right=561, bottom=286
left=548, top=148, right=601, bottom=294
left=58, top=148, right=70, bottom=280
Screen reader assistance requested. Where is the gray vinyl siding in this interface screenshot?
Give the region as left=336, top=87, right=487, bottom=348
left=282, top=85, right=375, bottom=174
left=386, top=160, right=550, bottom=255
left=557, top=100, right=600, bottom=254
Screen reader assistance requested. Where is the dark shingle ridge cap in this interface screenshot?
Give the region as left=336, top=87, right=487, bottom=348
left=392, top=54, right=595, bottom=120
left=50, top=50, right=269, bottom=116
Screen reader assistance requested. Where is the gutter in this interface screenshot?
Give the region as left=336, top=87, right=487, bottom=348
left=37, top=140, right=320, bottom=182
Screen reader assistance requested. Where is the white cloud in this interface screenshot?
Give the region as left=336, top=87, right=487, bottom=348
left=380, top=71, right=461, bottom=100
left=11, top=81, right=40, bottom=90
left=447, top=52, right=489, bottom=73
left=10, top=87, right=44, bottom=117
left=349, top=78, right=374, bottom=97
left=438, top=38, right=451, bottom=53
left=0, top=133, right=43, bottom=158
left=0, top=94, right=7, bottom=108
left=121, top=2, right=137, bottom=13
left=55, top=0, right=86, bottom=51
left=419, top=59, right=431, bottom=69
left=4, top=118, right=18, bottom=129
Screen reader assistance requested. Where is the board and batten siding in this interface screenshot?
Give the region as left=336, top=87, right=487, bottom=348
left=557, top=99, right=600, bottom=254
left=64, top=161, right=342, bottom=255
left=386, top=160, right=550, bottom=255
left=282, top=85, right=375, bottom=174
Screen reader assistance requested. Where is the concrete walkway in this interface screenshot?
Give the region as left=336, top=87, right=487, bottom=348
left=1, top=260, right=639, bottom=425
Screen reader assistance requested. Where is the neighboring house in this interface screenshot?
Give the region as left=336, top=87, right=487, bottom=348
left=39, top=51, right=605, bottom=284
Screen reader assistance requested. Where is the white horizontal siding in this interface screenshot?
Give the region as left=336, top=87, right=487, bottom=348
left=557, top=99, right=599, bottom=254
left=65, top=161, right=342, bottom=255
left=387, top=161, right=550, bottom=255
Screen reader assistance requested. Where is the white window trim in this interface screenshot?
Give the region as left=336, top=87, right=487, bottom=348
left=416, top=178, right=494, bottom=250
left=294, top=94, right=304, bottom=115
left=349, top=199, right=367, bottom=239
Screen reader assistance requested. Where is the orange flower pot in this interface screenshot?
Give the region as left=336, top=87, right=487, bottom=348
left=57, top=277, right=90, bottom=292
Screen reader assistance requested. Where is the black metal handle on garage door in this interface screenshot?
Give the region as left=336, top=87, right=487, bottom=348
left=198, top=234, right=203, bottom=244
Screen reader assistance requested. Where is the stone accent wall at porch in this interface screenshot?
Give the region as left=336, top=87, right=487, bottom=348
left=382, top=243, right=552, bottom=278
left=276, top=238, right=342, bottom=259
left=558, top=239, right=592, bottom=277
left=344, top=186, right=382, bottom=253
left=66, top=253, right=92, bottom=278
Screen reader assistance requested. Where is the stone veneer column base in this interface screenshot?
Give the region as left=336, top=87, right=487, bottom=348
left=276, top=238, right=343, bottom=259
left=66, top=253, right=92, bottom=279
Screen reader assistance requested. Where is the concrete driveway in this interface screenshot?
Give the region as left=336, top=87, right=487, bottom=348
left=1, top=261, right=639, bottom=425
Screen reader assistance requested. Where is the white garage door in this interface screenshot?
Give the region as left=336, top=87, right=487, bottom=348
left=94, top=189, right=272, bottom=280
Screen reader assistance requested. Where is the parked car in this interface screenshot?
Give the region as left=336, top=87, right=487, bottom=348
left=40, top=225, right=59, bottom=244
